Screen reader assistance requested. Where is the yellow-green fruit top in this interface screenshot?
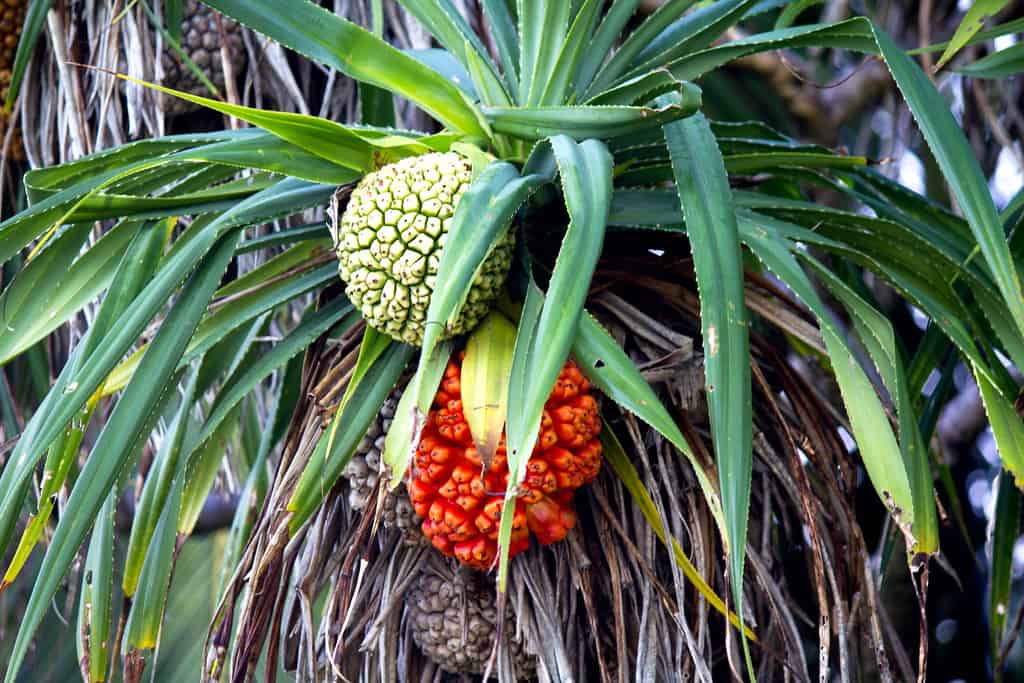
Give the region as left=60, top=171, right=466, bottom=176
left=334, top=152, right=514, bottom=346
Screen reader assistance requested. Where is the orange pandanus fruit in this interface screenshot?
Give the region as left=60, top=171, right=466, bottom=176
left=408, top=353, right=602, bottom=570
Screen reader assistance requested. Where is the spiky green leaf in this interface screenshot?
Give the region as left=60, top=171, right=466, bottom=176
left=663, top=110, right=753, bottom=674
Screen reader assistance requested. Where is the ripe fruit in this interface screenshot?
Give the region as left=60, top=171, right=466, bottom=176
left=333, top=152, right=515, bottom=346
left=159, top=0, right=245, bottom=115
left=409, top=354, right=601, bottom=570
left=407, top=563, right=534, bottom=676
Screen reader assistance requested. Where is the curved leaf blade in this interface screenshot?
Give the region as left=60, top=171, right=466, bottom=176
left=76, top=490, right=117, bottom=683
left=667, top=18, right=876, bottom=82
left=574, top=0, right=642, bottom=96
left=3, top=230, right=240, bottom=683
left=518, top=0, right=571, bottom=105
left=572, top=311, right=724, bottom=528
left=872, top=24, right=1024, bottom=341
left=976, top=369, right=1024, bottom=489
left=0, top=219, right=169, bottom=556
left=384, top=340, right=453, bottom=489
left=484, top=90, right=701, bottom=140
left=536, top=0, right=603, bottom=106
left=587, top=0, right=698, bottom=96
left=956, top=42, right=1024, bottom=79
left=188, top=299, right=355, bottom=459
left=397, top=0, right=510, bottom=106
left=3, top=0, right=54, bottom=109
left=482, top=0, right=520, bottom=93
left=123, top=373, right=198, bottom=597
left=122, top=475, right=183, bottom=667
left=805, top=258, right=938, bottom=553
left=990, top=473, right=1021, bottom=671
left=0, top=221, right=136, bottom=365
left=288, top=339, right=414, bottom=532
left=415, top=159, right=553, bottom=421
left=501, top=136, right=612, bottom=586
left=113, top=73, right=428, bottom=172
left=663, top=110, right=753, bottom=674
left=199, top=0, right=487, bottom=137
left=623, top=0, right=761, bottom=85
left=935, top=0, right=1011, bottom=70
left=0, top=133, right=335, bottom=266
left=738, top=215, right=917, bottom=542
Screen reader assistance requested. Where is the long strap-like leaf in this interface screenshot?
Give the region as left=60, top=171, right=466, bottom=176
left=574, top=0, right=642, bottom=97
left=2, top=0, right=54, bottom=110
left=0, top=179, right=326, bottom=568
left=482, top=0, right=521, bottom=95
left=586, top=0, right=698, bottom=96
left=500, top=136, right=612, bottom=588
left=200, top=0, right=488, bottom=137
left=4, top=229, right=240, bottom=683
left=619, top=0, right=761, bottom=86
left=663, top=110, right=754, bottom=676
left=288, top=339, right=414, bottom=532
left=606, top=187, right=947, bottom=556
left=572, top=311, right=725, bottom=530
left=396, top=0, right=511, bottom=106
left=483, top=94, right=701, bottom=141
left=518, top=0, right=570, bottom=106
left=76, top=489, right=117, bottom=683
left=870, top=24, right=1024, bottom=343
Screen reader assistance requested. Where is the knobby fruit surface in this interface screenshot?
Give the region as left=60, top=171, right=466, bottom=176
left=407, top=567, right=535, bottom=676
left=334, top=152, right=514, bottom=346
left=0, top=0, right=26, bottom=82
left=341, top=388, right=424, bottom=544
left=159, top=0, right=245, bottom=115
left=0, top=0, right=26, bottom=160
left=409, top=354, right=602, bottom=570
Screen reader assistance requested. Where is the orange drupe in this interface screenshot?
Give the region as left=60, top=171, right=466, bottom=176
left=408, top=354, right=602, bottom=570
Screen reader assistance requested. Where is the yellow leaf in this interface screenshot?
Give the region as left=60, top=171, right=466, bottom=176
left=462, top=312, right=516, bottom=467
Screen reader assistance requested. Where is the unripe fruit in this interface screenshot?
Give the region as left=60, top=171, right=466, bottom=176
left=333, top=152, right=514, bottom=346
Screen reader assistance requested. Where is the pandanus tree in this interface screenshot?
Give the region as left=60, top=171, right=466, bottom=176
left=1, top=0, right=1023, bottom=681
